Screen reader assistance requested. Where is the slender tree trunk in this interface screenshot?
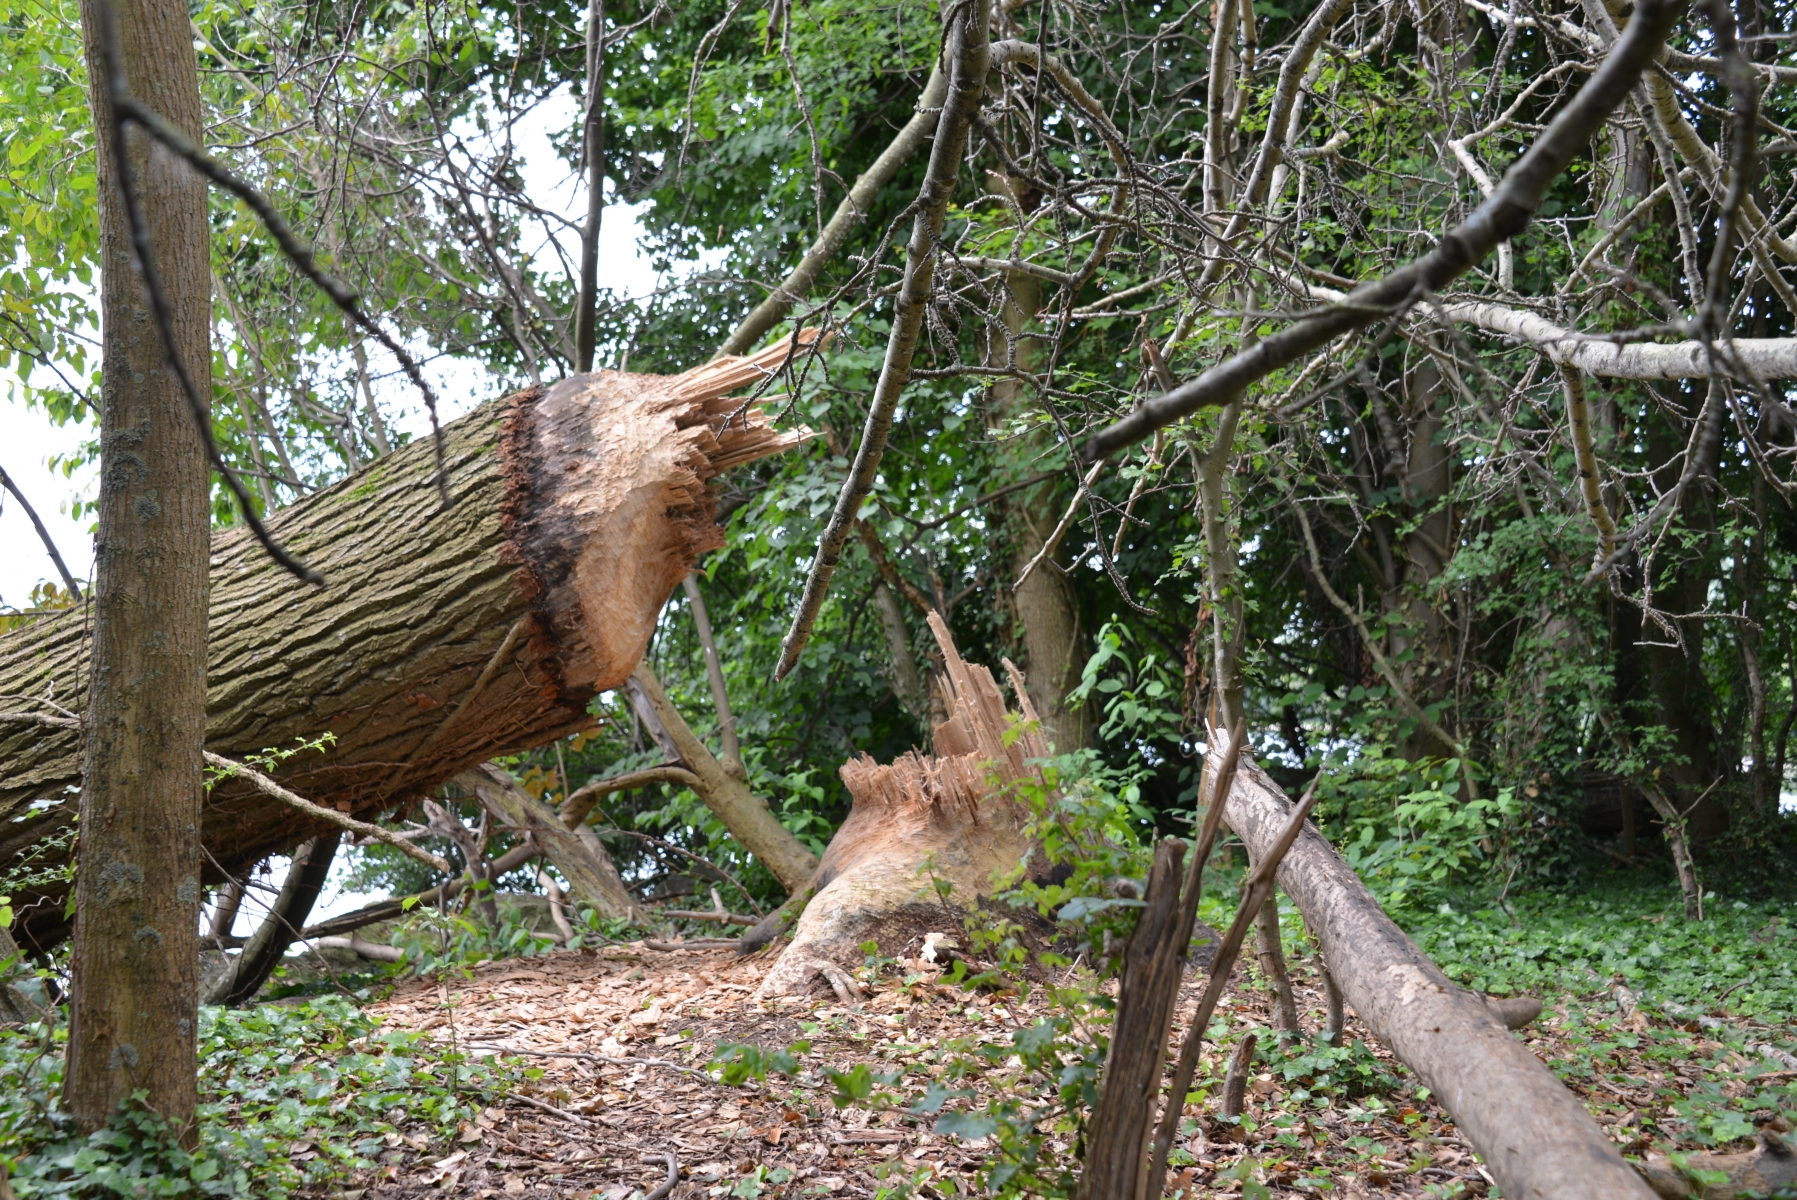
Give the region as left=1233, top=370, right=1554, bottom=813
left=683, top=573, right=743, bottom=778
left=207, top=879, right=244, bottom=943
left=573, top=0, right=605, bottom=372
left=985, top=237, right=1092, bottom=751
left=1254, top=891, right=1301, bottom=1047
left=872, top=581, right=926, bottom=721
left=1198, top=401, right=1246, bottom=727
left=66, top=0, right=212, bottom=1137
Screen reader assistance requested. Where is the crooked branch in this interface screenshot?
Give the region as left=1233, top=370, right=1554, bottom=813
left=1083, top=0, right=1684, bottom=460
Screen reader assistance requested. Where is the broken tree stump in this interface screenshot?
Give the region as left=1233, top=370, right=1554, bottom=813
left=757, top=613, right=1050, bottom=998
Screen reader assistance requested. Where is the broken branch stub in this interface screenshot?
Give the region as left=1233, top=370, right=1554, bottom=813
left=758, top=613, right=1051, bottom=998
left=1223, top=758, right=1656, bottom=1200
left=1, top=336, right=814, bottom=954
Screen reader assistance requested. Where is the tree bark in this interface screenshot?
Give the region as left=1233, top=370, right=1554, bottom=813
left=1220, top=1032, right=1259, bottom=1119
left=758, top=613, right=1053, bottom=997
left=871, top=581, right=927, bottom=722
left=205, top=833, right=340, bottom=1006
left=1224, top=757, right=1656, bottom=1200
left=1253, top=891, right=1301, bottom=1047
left=458, top=762, right=649, bottom=926
left=983, top=217, right=1092, bottom=753
left=66, top=0, right=213, bottom=1137
left=1082, top=839, right=1191, bottom=1200
left=682, top=573, right=743, bottom=778
left=1, top=339, right=812, bottom=955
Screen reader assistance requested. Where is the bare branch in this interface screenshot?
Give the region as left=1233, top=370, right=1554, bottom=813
left=1084, top=0, right=1685, bottom=460
left=775, top=4, right=991, bottom=677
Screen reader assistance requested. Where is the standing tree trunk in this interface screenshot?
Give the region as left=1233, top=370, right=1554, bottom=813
left=573, top=0, right=605, bottom=372
left=65, top=0, right=212, bottom=1137
left=985, top=234, right=1092, bottom=753
left=2, top=340, right=813, bottom=953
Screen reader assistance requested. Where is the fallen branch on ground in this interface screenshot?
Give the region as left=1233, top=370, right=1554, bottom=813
left=1223, top=757, right=1656, bottom=1199
left=312, top=934, right=405, bottom=963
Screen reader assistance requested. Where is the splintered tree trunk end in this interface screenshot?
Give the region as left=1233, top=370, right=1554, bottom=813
left=2, top=339, right=813, bottom=954
left=758, top=614, right=1051, bottom=998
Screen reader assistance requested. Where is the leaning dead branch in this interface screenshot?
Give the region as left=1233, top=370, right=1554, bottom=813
left=717, top=64, right=949, bottom=358
left=775, top=2, right=991, bottom=678
left=204, top=752, right=452, bottom=875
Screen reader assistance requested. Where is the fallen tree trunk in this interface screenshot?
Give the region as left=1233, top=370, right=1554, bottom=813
left=758, top=613, right=1053, bottom=998
left=1224, top=758, right=1655, bottom=1200
left=0, top=338, right=812, bottom=954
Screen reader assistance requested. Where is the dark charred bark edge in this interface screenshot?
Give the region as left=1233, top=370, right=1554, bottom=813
left=205, top=832, right=341, bottom=1007
left=1225, top=761, right=1655, bottom=1200
left=495, top=383, right=596, bottom=717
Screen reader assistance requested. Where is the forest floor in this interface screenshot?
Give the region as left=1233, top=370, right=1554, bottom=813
left=6, top=875, right=1796, bottom=1199
left=332, top=888, right=1797, bottom=1200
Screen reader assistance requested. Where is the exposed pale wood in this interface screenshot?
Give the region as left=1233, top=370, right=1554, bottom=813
left=759, top=613, right=1051, bottom=997
left=1, top=337, right=812, bottom=953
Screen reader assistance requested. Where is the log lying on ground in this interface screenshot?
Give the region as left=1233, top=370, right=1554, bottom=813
left=1224, top=758, right=1655, bottom=1200
left=758, top=613, right=1053, bottom=998
left=0, top=338, right=813, bottom=954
